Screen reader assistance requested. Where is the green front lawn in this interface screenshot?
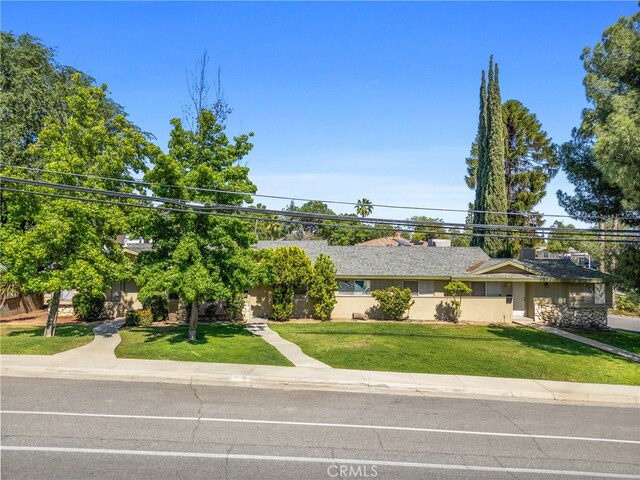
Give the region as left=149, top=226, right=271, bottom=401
left=568, top=329, right=640, bottom=356
left=0, top=324, right=96, bottom=355
left=116, top=324, right=293, bottom=366
left=271, top=322, right=640, bottom=385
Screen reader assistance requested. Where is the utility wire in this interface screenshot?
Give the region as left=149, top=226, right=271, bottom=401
left=2, top=175, right=637, bottom=239
left=4, top=164, right=638, bottom=223
left=2, top=186, right=638, bottom=244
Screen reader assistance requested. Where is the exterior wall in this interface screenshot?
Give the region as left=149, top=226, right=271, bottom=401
left=534, top=303, right=607, bottom=329
left=530, top=281, right=611, bottom=329
left=0, top=293, right=45, bottom=318
left=248, top=285, right=512, bottom=324
left=103, top=281, right=142, bottom=319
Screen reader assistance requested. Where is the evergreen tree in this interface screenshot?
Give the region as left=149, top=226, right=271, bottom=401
left=471, top=57, right=511, bottom=257
left=466, top=99, right=558, bottom=249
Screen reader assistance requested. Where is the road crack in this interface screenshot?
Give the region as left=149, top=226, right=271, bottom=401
left=477, top=399, right=549, bottom=459
left=189, top=378, right=204, bottom=444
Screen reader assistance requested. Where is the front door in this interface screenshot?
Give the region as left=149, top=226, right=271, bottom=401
left=512, top=282, right=525, bottom=317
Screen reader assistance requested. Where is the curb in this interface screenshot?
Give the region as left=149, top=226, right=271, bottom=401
left=2, top=360, right=638, bottom=406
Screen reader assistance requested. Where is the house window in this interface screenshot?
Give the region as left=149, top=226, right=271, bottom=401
left=338, top=280, right=371, bottom=295
left=584, top=284, right=595, bottom=303
left=471, top=282, right=486, bottom=296
left=418, top=280, right=435, bottom=296
left=486, top=283, right=502, bottom=297
left=403, top=281, right=419, bottom=295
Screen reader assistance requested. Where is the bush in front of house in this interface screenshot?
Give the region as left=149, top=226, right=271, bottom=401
left=141, top=293, right=168, bottom=322
left=125, top=308, right=154, bottom=326
left=262, top=246, right=313, bottom=321
left=308, top=253, right=337, bottom=321
left=225, top=294, right=246, bottom=321
left=72, top=291, right=105, bottom=321
left=371, top=287, right=415, bottom=320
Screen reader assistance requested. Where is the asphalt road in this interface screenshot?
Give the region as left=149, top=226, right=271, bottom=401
left=608, top=315, right=640, bottom=333
left=1, top=378, right=639, bottom=480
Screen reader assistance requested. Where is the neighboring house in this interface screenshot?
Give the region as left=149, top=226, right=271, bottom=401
left=356, top=233, right=451, bottom=247
left=250, top=241, right=611, bottom=329
left=535, top=246, right=593, bottom=269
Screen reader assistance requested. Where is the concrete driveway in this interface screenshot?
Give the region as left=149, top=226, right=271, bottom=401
left=608, top=314, right=640, bottom=332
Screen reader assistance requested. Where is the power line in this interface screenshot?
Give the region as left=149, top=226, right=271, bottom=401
left=2, top=186, right=638, bottom=244
left=3, top=175, right=638, bottom=239
left=4, top=164, right=638, bottom=222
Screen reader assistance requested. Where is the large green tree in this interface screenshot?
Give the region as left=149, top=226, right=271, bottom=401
left=581, top=10, right=640, bottom=211
left=470, top=57, right=512, bottom=257
left=134, top=109, right=257, bottom=341
left=0, top=77, right=153, bottom=336
left=0, top=32, right=124, bottom=169
left=467, top=99, right=557, bottom=248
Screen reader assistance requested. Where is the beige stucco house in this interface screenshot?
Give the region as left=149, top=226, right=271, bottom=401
left=250, top=241, right=611, bottom=328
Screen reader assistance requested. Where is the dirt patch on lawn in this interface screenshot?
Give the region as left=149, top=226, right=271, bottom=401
left=0, top=309, right=93, bottom=326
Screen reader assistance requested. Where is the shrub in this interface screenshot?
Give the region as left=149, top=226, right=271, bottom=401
left=371, top=287, right=415, bottom=320
left=72, top=291, right=105, bottom=321
left=142, top=293, right=168, bottom=322
left=225, top=294, right=246, bottom=321
left=616, top=292, right=640, bottom=314
left=125, top=308, right=153, bottom=326
left=125, top=310, right=138, bottom=326
left=308, top=254, right=337, bottom=320
left=263, top=246, right=313, bottom=320
left=272, top=286, right=294, bottom=321
left=444, top=281, right=472, bottom=322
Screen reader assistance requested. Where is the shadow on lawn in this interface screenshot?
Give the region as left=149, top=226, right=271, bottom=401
left=0, top=325, right=94, bottom=338
left=487, top=326, right=620, bottom=358
left=131, top=323, right=253, bottom=345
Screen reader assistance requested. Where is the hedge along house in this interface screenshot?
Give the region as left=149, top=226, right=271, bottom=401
left=250, top=241, right=612, bottom=328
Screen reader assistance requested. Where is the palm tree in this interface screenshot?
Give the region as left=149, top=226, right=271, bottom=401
left=355, top=198, right=374, bottom=218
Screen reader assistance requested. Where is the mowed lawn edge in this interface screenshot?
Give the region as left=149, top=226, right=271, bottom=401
left=0, top=324, right=96, bottom=355
left=270, top=322, right=640, bottom=385
left=116, top=324, right=293, bottom=367
left=566, top=329, right=640, bottom=356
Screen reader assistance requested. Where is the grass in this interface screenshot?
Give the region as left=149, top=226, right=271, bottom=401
left=270, top=322, right=640, bottom=385
left=116, top=324, right=293, bottom=366
left=568, top=329, right=640, bottom=356
left=0, top=324, right=96, bottom=355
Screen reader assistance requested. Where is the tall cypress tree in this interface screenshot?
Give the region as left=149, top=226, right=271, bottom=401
left=482, top=62, right=511, bottom=257
left=470, top=70, right=487, bottom=247
left=471, top=57, right=512, bottom=257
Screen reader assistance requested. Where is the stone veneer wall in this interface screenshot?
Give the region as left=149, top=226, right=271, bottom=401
left=534, top=303, right=607, bottom=330
left=103, top=301, right=127, bottom=320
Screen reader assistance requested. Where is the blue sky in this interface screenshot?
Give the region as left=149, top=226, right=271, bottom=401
left=3, top=1, right=637, bottom=225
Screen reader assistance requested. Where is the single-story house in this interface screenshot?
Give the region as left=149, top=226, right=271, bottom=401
left=250, top=241, right=611, bottom=329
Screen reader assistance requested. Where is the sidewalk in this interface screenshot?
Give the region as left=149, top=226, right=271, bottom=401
left=1, top=319, right=639, bottom=406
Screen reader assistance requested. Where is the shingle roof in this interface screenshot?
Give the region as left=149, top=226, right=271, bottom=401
left=256, top=241, right=608, bottom=281
left=123, top=243, right=154, bottom=254
left=519, top=259, right=607, bottom=280
left=256, top=241, right=489, bottom=278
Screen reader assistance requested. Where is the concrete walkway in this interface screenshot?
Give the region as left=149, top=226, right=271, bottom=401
left=514, top=320, right=640, bottom=364
left=245, top=321, right=330, bottom=369
left=50, top=319, right=125, bottom=361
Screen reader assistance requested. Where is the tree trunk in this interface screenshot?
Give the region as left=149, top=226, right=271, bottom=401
left=188, top=299, right=198, bottom=341
left=44, top=291, right=60, bottom=337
